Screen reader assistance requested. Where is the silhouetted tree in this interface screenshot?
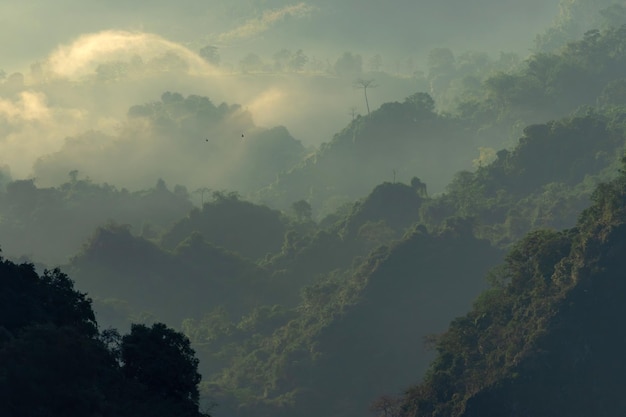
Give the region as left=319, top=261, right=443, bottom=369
left=411, top=177, right=428, bottom=198
left=292, top=200, right=312, bottom=222
left=121, top=323, right=201, bottom=407
left=199, top=45, right=220, bottom=66
left=335, top=52, right=363, bottom=76
left=354, top=79, right=377, bottom=116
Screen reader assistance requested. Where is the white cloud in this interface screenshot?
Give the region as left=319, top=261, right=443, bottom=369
left=217, top=3, right=316, bottom=44
left=45, top=30, right=218, bottom=79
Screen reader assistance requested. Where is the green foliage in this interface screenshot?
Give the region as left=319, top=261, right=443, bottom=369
left=0, top=174, right=193, bottom=265
left=420, top=109, right=626, bottom=247
left=199, top=45, right=220, bottom=66
left=9, top=17, right=626, bottom=417
left=0, top=324, right=119, bottom=417
left=396, top=157, right=626, bottom=417
left=122, top=323, right=201, bottom=405
left=69, top=223, right=276, bottom=327
left=161, top=192, right=288, bottom=260
left=187, top=225, right=501, bottom=417
left=0, top=259, right=96, bottom=337
left=0, top=256, right=209, bottom=417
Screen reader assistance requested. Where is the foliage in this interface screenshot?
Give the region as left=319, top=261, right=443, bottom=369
left=184, top=225, right=501, bottom=417
left=161, top=191, right=289, bottom=260
left=0, top=174, right=193, bottom=265
left=0, top=255, right=209, bottom=417
left=394, top=157, right=626, bottom=417
left=122, top=323, right=201, bottom=405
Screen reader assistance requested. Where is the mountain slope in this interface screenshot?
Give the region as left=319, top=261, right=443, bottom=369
left=396, top=158, right=626, bottom=417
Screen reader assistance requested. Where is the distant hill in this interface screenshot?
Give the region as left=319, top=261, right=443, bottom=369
left=189, top=223, right=502, bottom=417
left=68, top=223, right=279, bottom=329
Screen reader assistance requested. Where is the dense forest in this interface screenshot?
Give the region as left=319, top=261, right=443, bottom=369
left=0, top=254, right=209, bottom=416
left=4, top=0, right=626, bottom=416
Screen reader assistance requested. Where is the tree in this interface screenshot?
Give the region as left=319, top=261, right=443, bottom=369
left=0, top=258, right=97, bottom=337
left=405, top=92, right=436, bottom=117
left=121, top=323, right=201, bottom=406
left=273, top=49, right=292, bottom=71
left=354, top=79, right=377, bottom=116
left=291, top=200, right=312, bottom=222
left=370, top=394, right=401, bottom=417
left=199, top=45, right=220, bottom=66
left=369, top=54, right=383, bottom=72
left=193, top=187, right=212, bottom=207
left=0, top=324, right=119, bottom=417
left=427, top=48, right=455, bottom=75
left=334, top=52, right=363, bottom=76
left=289, top=49, right=308, bottom=72
left=239, top=53, right=264, bottom=73
left=411, top=177, right=428, bottom=198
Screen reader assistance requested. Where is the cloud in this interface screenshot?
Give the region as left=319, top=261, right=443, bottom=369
left=0, top=91, right=88, bottom=177
left=0, top=28, right=393, bottom=187
left=247, top=88, right=287, bottom=127
left=217, top=3, right=316, bottom=44
left=44, top=30, right=218, bottom=79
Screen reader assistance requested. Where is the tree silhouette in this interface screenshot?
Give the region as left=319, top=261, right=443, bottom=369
left=354, top=79, right=377, bottom=116
left=121, top=323, right=201, bottom=406
left=199, top=45, right=220, bottom=66
left=291, top=200, right=312, bottom=222
left=193, top=187, right=211, bottom=208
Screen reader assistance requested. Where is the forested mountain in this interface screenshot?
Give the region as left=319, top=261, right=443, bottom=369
left=536, top=0, right=626, bottom=51
left=187, top=225, right=502, bottom=417
left=5, top=6, right=626, bottom=417
left=68, top=221, right=280, bottom=330
left=59, top=96, right=626, bottom=417
left=0, top=175, right=192, bottom=265
left=0, top=255, right=209, bottom=417
left=33, top=92, right=307, bottom=193
left=391, top=158, right=626, bottom=417
left=257, top=24, right=626, bottom=213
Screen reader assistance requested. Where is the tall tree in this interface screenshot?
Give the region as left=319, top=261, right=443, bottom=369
left=354, top=79, right=377, bottom=116
left=121, top=323, right=202, bottom=406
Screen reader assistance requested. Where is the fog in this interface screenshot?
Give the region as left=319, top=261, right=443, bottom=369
left=2, top=1, right=560, bottom=72
left=0, top=0, right=562, bottom=193
left=8, top=2, right=626, bottom=417
left=0, top=0, right=568, bottom=249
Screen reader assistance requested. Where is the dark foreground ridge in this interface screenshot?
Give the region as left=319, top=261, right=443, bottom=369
left=0, top=255, right=210, bottom=417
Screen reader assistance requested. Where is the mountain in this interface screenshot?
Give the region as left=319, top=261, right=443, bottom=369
left=393, top=158, right=626, bottom=416
left=68, top=223, right=279, bottom=329
left=189, top=223, right=502, bottom=417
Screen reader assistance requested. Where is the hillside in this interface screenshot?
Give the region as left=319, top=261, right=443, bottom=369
left=6, top=9, right=626, bottom=417
left=257, top=24, right=626, bottom=214
left=187, top=224, right=502, bottom=417
left=393, top=158, right=626, bottom=416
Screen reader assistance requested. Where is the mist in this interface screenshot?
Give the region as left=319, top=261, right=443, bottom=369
left=1, top=0, right=562, bottom=190
left=7, top=2, right=626, bottom=417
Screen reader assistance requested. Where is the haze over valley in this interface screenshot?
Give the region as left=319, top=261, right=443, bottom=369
left=5, top=1, right=626, bottom=417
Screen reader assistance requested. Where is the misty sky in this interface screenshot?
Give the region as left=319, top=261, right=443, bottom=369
left=2, top=0, right=560, bottom=71
left=0, top=0, right=561, bottom=189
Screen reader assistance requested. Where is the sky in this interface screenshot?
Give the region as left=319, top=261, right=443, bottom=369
left=0, top=0, right=561, bottom=189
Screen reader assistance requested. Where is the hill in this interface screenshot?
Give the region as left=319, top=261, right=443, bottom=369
left=392, top=158, right=626, bottom=416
